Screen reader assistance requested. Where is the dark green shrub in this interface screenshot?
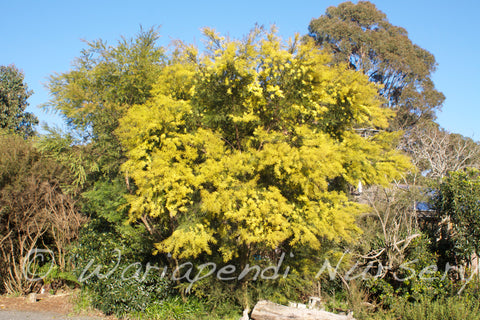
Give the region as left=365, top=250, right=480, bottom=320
left=72, top=217, right=174, bottom=318
left=88, top=270, right=172, bottom=317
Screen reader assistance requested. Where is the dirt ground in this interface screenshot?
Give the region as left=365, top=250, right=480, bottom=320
left=0, top=291, right=113, bottom=319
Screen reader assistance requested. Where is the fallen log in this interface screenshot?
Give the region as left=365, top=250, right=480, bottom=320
left=251, top=300, right=355, bottom=320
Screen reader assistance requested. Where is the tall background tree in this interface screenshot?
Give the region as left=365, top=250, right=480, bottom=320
left=308, top=1, right=445, bottom=130
left=0, top=65, right=38, bottom=137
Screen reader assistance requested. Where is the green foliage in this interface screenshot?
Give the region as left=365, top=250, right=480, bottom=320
left=132, top=296, right=206, bottom=320
left=44, top=27, right=165, bottom=176
left=131, top=296, right=242, bottom=320
left=365, top=278, right=395, bottom=308
left=435, top=169, right=480, bottom=263
left=396, top=237, right=450, bottom=300
left=72, top=289, right=96, bottom=314
left=308, top=1, right=444, bottom=130
left=36, top=126, right=99, bottom=194
left=0, top=65, right=38, bottom=137
left=72, top=218, right=172, bottom=318
left=353, top=281, right=480, bottom=320
left=384, top=296, right=480, bottom=320
left=44, top=27, right=164, bottom=128
left=88, top=270, right=172, bottom=317
left=41, top=264, right=80, bottom=288
left=82, top=178, right=128, bottom=224
left=363, top=235, right=450, bottom=309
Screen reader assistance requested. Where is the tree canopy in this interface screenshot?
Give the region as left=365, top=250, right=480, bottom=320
left=308, top=1, right=445, bottom=130
left=0, top=65, right=38, bottom=137
left=43, top=27, right=165, bottom=176
left=116, top=27, right=412, bottom=264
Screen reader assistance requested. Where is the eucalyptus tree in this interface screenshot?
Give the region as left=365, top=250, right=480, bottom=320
left=308, top=1, right=445, bottom=130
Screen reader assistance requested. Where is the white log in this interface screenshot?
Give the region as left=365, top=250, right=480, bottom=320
left=251, top=300, right=354, bottom=320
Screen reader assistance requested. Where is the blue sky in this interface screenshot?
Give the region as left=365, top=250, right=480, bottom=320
left=1, top=0, right=479, bottom=139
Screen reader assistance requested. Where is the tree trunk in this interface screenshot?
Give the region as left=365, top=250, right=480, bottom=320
left=251, top=300, right=355, bottom=320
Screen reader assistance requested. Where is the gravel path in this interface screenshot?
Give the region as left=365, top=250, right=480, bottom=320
left=0, top=310, right=101, bottom=320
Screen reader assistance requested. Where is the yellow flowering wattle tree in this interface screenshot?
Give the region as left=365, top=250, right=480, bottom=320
left=116, top=27, right=411, bottom=268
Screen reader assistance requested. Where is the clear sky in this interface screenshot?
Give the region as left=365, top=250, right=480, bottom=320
left=1, top=0, right=479, bottom=139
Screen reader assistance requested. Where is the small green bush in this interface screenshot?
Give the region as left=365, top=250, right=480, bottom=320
left=139, top=295, right=246, bottom=320
left=132, top=296, right=207, bottom=320
left=88, top=270, right=172, bottom=317
left=72, top=217, right=173, bottom=318
left=390, top=296, right=480, bottom=320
